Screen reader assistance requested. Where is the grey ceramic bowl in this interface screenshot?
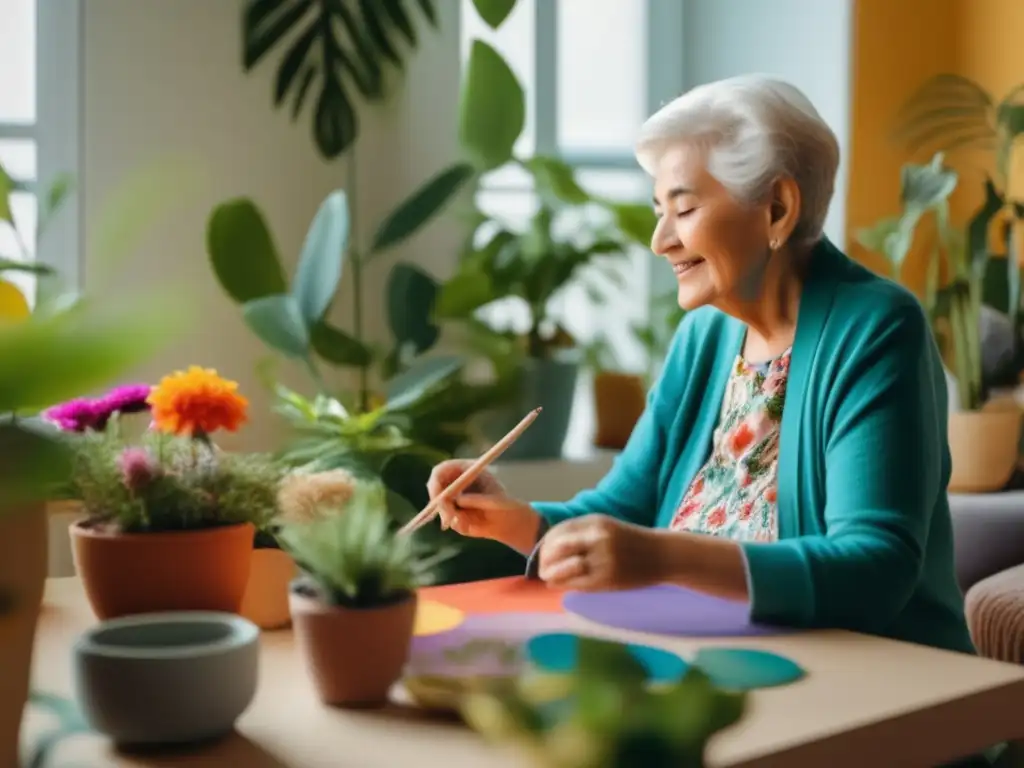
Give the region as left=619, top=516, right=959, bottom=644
left=72, top=611, right=259, bottom=746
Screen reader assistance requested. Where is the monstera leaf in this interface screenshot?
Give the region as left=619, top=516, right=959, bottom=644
left=243, top=0, right=439, bottom=159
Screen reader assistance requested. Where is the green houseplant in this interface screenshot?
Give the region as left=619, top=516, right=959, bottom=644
left=856, top=153, right=1022, bottom=492
left=462, top=636, right=746, bottom=768
left=0, top=157, right=177, bottom=767
left=241, top=0, right=441, bottom=159
left=372, top=0, right=656, bottom=459
left=208, top=189, right=525, bottom=585
left=280, top=478, right=452, bottom=707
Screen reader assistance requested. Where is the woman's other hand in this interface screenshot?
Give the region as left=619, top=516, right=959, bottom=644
left=426, top=460, right=541, bottom=554
left=537, top=514, right=665, bottom=591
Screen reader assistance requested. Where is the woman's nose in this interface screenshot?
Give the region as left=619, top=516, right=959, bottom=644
left=650, top=216, right=678, bottom=256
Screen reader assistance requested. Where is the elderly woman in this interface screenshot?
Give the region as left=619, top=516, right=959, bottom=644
left=427, top=74, right=974, bottom=657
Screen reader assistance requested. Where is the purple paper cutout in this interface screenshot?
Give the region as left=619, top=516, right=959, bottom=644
left=407, top=612, right=569, bottom=678
left=562, top=585, right=795, bottom=637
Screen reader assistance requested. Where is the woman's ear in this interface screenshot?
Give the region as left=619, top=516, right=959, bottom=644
left=768, top=176, right=801, bottom=247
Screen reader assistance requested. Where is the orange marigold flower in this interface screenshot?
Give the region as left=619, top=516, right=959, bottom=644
left=147, top=366, right=249, bottom=436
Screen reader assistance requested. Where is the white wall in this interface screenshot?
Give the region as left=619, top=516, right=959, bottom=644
left=77, top=0, right=465, bottom=453
left=81, top=0, right=348, bottom=451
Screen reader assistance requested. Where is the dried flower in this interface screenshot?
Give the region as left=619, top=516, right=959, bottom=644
left=147, top=366, right=249, bottom=437
left=277, top=469, right=357, bottom=524
left=43, top=398, right=104, bottom=432
left=118, top=446, right=160, bottom=492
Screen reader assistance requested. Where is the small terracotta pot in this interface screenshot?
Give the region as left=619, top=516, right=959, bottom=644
left=70, top=521, right=254, bottom=620
left=290, top=584, right=417, bottom=707
left=948, top=409, right=1023, bottom=493
left=593, top=372, right=647, bottom=450
left=239, top=548, right=296, bottom=630
left=0, top=504, right=47, bottom=768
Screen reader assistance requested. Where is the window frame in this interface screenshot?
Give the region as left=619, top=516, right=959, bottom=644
left=0, top=0, right=83, bottom=295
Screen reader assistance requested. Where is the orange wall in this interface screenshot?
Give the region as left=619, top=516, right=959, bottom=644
left=845, top=0, right=957, bottom=282
left=846, top=0, right=1024, bottom=286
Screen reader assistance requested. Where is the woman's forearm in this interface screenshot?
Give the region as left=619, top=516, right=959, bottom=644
left=650, top=529, right=751, bottom=602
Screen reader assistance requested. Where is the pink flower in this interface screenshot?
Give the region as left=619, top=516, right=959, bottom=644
left=118, top=447, right=160, bottom=492
left=43, top=399, right=104, bottom=432
left=763, top=370, right=787, bottom=398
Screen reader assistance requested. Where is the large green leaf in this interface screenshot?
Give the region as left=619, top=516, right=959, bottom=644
left=311, top=320, right=373, bottom=367
left=893, top=74, right=996, bottom=156
left=243, top=0, right=438, bottom=159
left=386, top=263, right=440, bottom=353
left=0, top=301, right=178, bottom=413
left=385, top=355, right=464, bottom=411
left=607, top=203, right=657, bottom=245
left=0, top=423, right=72, bottom=505
left=370, top=163, right=476, bottom=256
left=435, top=270, right=495, bottom=318
left=207, top=198, right=288, bottom=303
left=968, top=178, right=1005, bottom=277
left=523, top=156, right=590, bottom=206
left=459, top=40, right=525, bottom=171
left=901, top=153, right=959, bottom=214
left=242, top=294, right=311, bottom=358
left=470, top=0, right=517, bottom=29
left=293, top=190, right=349, bottom=324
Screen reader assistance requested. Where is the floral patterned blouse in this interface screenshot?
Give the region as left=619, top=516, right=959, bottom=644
left=668, top=347, right=792, bottom=542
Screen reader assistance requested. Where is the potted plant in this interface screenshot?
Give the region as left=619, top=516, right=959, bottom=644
left=53, top=366, right=284, bottom=620
left=462, top=636, right=746, bottom=768
left=207, top=189, right=528, bottom=585
left=857, top=153, right=1022, bottom=492
left=239, top=467, right=357, bottom=630
left=279, top=478, right=453, bottom=708
left=0, top=154, right=178, bottom=765
left=582, top=296, right=687, bottom=451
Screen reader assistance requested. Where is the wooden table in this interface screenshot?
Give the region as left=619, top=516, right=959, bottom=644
left=23, top=578, right=1024, bottom=767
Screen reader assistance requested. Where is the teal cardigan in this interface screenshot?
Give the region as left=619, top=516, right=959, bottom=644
left=534, top=238, right=975, bottom=655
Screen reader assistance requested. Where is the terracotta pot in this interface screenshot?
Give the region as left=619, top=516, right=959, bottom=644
left=0, top=504, right=47, bottom=768
left=290, top=585, right=417, bottom=707
left=70, top=521, right=254, bottom=620
left=593, top=372, right=647, bottom=450
left=948, top=409, right=1023, bottom=493
left=239, top=548, right=296, bottom=630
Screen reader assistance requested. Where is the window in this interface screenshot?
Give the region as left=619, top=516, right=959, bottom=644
left=0, top=0, right=81, bottom=302
left=459, top=0, right=685, bottom=458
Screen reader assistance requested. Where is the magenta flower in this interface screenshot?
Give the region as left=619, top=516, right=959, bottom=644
left=118, top=447, right=160, bottom=491
left=43, top=383, right=153, bottom=433
left=97, top=384, right=151, bottom=416
left=43, top=398, right=104, bottom=432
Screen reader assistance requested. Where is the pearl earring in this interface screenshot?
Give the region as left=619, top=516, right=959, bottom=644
left=769, top=239, right=779, bottom=250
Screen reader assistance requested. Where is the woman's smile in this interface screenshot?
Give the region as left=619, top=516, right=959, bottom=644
left=672, top=257, right=705, bottom=277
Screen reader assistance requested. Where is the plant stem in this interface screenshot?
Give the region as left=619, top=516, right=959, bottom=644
left=351, top=249, right=369, bottom=412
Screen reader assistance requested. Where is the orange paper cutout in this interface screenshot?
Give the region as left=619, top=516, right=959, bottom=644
left=419, top=576, right=565, bottom=615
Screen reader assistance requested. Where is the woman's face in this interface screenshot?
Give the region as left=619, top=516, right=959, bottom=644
left=651, top=144, right=775, bottom=311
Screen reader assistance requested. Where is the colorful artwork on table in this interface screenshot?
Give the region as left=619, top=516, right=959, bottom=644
left=525, top=632, right=688, bottom=684
left=406, top=576, right=806, bottom=704
left=413, top=600, right=465, bottom=637
left=561, top=584, right=795, bottom=637
left=418, top=576, right=565, bottom=615
left=692, top=648, right=806, bottom=690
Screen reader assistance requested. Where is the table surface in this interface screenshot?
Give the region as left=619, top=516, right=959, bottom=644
left=23, top=578, right=1024, bottom=768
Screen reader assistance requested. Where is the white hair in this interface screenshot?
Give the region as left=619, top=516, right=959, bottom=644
left=635, top=74, right=839, bottom=247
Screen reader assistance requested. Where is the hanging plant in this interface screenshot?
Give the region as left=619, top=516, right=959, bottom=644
left=243, top=0, right=439, bottom=160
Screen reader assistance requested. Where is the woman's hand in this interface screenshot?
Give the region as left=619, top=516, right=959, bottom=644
left=537, top=514, right=666, bottom=591
left=426, top=459, right=542, bottom=555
